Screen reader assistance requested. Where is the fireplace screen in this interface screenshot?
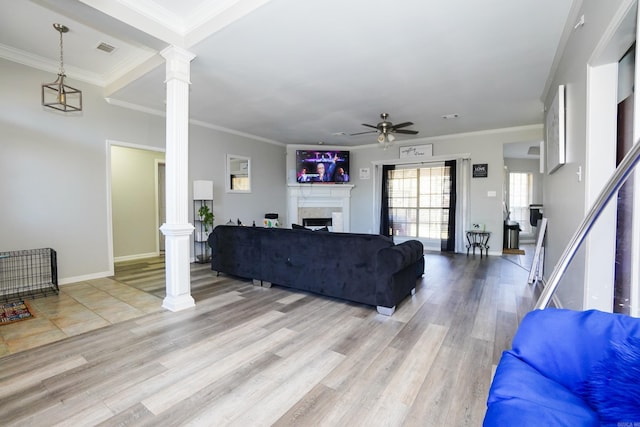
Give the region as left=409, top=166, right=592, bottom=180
left=302, top=218, right=332, bottom=229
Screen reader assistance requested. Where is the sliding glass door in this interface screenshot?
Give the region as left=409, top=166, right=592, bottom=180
left=383, top=162, right=456, bottom=251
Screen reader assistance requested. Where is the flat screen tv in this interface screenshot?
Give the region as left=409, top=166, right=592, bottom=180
left=295, top=150, right=350, bottom=183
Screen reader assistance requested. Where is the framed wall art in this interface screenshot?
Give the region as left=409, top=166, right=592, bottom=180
left=399, top=144, right=433, bottom=158
left=472, top=163, right=488, bottom=178
left=546, top=84, right=566, bottom=174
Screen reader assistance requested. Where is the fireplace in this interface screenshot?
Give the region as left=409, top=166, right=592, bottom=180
left=303, top=217, right=332, bottom=230
left=303, top=217, right=332, bottom=227
left=287, top=184, right=354, bottom=232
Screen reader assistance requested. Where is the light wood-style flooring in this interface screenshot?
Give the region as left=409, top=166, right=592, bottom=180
left=0, top=249, right=536, bottom=426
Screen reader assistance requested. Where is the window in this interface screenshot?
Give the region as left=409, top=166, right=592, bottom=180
left=387, top=165, right=451, bottom=241
left=509, top=172, right=533, bottom=234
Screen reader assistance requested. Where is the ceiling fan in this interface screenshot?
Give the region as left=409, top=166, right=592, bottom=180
left=351, top=113, right=419, bottom=145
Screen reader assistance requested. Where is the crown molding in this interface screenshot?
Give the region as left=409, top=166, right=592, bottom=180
left=104, top=97, right=285, bottom=146
left=0, top=43, right=158, bottom=88
left=0, top=43, right=104, bottom=86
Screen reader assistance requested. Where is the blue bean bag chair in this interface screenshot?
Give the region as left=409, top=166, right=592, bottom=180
left=484, top=308, right=640, bottom=426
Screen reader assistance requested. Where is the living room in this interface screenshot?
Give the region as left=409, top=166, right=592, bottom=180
left=2, top=0, right=640, bottom=424
left=1, top=0, right=638, bottom=317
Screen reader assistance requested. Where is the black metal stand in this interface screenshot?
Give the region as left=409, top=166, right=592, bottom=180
left=466, top=231, right=491, bottom=258
left=194, top=199, right=213, bottom=264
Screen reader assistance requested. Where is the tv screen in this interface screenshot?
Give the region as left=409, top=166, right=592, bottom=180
left=295, top=150, right=350, bottom=183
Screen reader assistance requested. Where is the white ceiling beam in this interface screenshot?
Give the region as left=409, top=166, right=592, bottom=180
left=104, top=53, right=165, bottom=97
left=184, top=0, right=273, bottom=47
left=78, top=0, right=185, bottom=46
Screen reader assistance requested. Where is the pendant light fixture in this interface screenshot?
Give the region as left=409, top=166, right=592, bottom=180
left=41, top=23, right=82, bottom=112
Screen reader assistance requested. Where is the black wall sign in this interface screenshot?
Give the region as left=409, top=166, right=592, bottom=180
left=472, top=163, right=488, bottom=178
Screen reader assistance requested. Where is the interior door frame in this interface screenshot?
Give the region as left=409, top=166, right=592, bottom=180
left=106, top=140, right=166, bottom=271
left=583, top=0, right=638, bottom=314
left=155, top=159, right=166, bottom=253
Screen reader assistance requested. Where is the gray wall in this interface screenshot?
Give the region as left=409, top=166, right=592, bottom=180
left=287, top=126, right=543, bottom=253
left=541, top=0, right=631, bottom=309
left=0, top=58, right=286, bottom=284
left=189, top=125, right=286, bottom=228
left=0, top=59, right=166, bottom=283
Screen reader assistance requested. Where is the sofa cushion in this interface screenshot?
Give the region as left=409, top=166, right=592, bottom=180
left=484, top=352, right=598, bottom=426
left=260, top=228, right=393, bottom=305
left=577, top=335, right=640, bottom=425
left=208, top=225, right=421, bottom=312
left=207, top=226, right=262, bottom=279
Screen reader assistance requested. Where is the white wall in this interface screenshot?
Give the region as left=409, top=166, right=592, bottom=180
left=0, top=58, right=287, bottom=284
left=287, top=125, right=543, bottom=253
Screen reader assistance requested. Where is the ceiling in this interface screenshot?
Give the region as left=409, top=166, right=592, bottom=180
left=1, top=0, right=575, bottom=149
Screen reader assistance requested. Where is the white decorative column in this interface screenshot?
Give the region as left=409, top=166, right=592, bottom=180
left=160, top=46, right=196, bottom=312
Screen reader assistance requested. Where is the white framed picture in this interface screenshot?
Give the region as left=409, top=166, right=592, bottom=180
left=546, top=84, right=566, bottom=174
left=399, top=144, right=433, bottom=159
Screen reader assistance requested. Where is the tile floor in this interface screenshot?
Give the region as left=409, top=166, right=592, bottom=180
left=0, top=277, right=162, bottom=356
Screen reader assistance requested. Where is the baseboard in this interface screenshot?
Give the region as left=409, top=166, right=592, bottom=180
left=114, top=252, right=159, bottom=262
left=59, top=270, right=113, bottom=286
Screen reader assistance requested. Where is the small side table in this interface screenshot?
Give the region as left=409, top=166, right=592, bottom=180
left=466, top=231, right=491, bottom=258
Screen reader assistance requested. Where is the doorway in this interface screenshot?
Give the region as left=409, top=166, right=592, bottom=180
left=503, top=142, right=543, bottom=244
left=109, top=142, right=166, bottom=263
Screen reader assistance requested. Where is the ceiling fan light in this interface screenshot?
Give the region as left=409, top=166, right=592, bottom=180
left=387, top=133, right=396, bottom=143
left=377, top=133, right=386, bottom=144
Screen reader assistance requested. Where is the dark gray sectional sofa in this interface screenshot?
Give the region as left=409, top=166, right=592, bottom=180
left=207, top=225, right=424, bottom=315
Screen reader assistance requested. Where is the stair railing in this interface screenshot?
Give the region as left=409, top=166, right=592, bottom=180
left=535, top=139, right=640, bottom=309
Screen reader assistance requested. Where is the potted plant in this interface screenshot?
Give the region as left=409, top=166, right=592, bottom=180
left=198, top=204, right=214, bottom=234
left=197, top=204, right=214, bottom=262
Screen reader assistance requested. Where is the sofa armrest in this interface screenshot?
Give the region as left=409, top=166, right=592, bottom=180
left=375, top=240, right=423, bottom=311
left=206, top=228, right=217, bottom=250
left=377, top=240, right=424, bottom=273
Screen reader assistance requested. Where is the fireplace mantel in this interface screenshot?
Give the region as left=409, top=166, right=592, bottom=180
left=287, top=184, right=354, bottom=231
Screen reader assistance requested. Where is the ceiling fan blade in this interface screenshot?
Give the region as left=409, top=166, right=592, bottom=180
left=394, top=129, right=419, bottom=135
left=361, top=123, right=378, bottom=129
left=350, top=130, right=377, bottom=136
left=391, top=121, right=414, bottom=129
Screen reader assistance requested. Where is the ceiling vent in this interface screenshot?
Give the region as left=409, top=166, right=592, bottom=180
left=527, top=146, right=541, bottom=155
left=96, top=42, right=116, bottom=54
